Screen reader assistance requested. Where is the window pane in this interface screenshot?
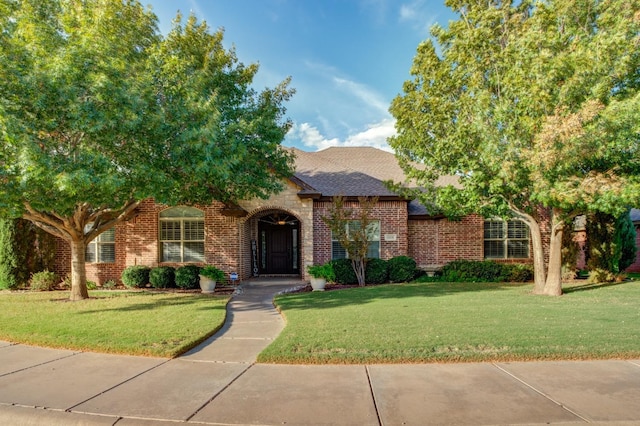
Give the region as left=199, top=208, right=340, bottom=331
left=484, top=221, right=504, bottom=239
left=507, top=220, right=528, bottom=239
left=183, top=242, right=205, bottom=262
left=98, top=228, right=115, bottom=243
left=484, top=240, right=505, bottom=258
left=508, top=240, right=529, bottom=258
left=367, top=241, right=380, bottom=259
left=366, top=221, right=380, bottom=240
left=183, top=221, right=204, bottom=241
left=86, top=243, right=96, bottom=263
left=161, top=221, right=181, bottom=241
left=99, top=243, right=115, bottom=263
left=332, top=241, right=347, bottom=260
left=162, top=242, right=182, bottom=262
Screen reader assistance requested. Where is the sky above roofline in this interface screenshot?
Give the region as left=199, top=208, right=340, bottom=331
left=144, top=0, right=456, bottom=152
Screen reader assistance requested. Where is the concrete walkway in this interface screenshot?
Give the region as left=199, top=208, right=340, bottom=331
left=1, top=278, right=640, bottom=425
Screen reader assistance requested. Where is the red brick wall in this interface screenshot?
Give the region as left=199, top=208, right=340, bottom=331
left=54, top=198, right=241, bottom=285
left=408, top=214, right=485, bottom=269
left=312, top=200, right=408, bottom=264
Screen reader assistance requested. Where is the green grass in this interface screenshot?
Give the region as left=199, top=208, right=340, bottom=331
left=0, top=291, right=229, bottom=358
left=259, top=280, right=640, bottom=364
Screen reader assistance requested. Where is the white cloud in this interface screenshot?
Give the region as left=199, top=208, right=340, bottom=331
left=332, top=77, right=390, bottom=116
left=398, top=1, right=441, bottom=36
left=286, top=118, right=396, bottom=152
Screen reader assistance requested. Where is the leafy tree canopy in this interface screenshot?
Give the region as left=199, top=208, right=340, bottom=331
left=390, top=0, right=640, bottom=295
left=0, top=0, right=295, bottom=299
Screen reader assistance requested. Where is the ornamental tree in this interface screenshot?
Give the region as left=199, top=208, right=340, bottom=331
left=390, top=0, right=640, bottom=295
left=0, top=0, right=294, bottom=300
left=322, top=196, right=379, bottom=286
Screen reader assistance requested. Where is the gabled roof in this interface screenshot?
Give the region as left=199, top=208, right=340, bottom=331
left=290, top=147, right=458, bottom=217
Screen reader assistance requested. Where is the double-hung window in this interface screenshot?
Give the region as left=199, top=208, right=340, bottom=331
left=331, top=220, right=380, bottom=260
left=86, top=227, right=116, bottom=263
left=484, top=219, right=529, bottom=259
left=159, top=207, right=205, bottom=263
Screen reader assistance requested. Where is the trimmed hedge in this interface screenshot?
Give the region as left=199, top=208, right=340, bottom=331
left=149, top=266, right=175, bottom=288
left=121, top=266, right=150, bottom=288
left=175, top=265, right=201, bottom=289
left=437, top=260, right=533, bottom=283
left=388, top=256, right=417, bottom=283
left=331, top=259, right=357, bottom=285
left=365, top=258, right=388, bottom=284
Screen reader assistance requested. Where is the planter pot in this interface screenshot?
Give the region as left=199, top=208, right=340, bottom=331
left=310, top=277, right=326, bottom=291
left=199, top=275, right=217, bottom=294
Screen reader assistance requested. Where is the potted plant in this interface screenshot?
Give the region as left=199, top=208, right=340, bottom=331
left=198, top=265, right=225, bottom=293
left=307, top=263, right=335, bottom=291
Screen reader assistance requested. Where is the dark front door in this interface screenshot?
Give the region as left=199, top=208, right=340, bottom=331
left=259, top=221, right=300, bottom=275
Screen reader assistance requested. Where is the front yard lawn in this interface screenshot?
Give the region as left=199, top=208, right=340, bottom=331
left=0, top=291, right=229, bottom=358
left=259, top=280, right=640, bottom=364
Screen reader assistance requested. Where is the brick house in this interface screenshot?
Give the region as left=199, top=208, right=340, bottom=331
left=54, top=147, right=554, bottom=284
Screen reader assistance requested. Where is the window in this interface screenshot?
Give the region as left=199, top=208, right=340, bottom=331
left=86, top=227, right=115, bottom=263
left=484, top=219, right=529, bottom=259
left=160, top=206, right=205, bottom=263
left=332, top=220, right=380, bottom=260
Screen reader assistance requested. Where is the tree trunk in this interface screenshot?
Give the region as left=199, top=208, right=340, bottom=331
left=543, top=208, right=564, bottom=296
left=352, top=259, right=366, bottom=286
left=528, top=219, right=547, bottom=294
left=69, top=238, right=89, bottom=301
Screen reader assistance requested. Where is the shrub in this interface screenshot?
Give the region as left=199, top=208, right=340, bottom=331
left=307, top=263, right=335, bottom=282
left=365, top=258, right=388, bottom=284
left=331, top=259, right=358, bottom=284
left=86, top=280, right=98, bottom=290
left=30, top=271, right=58, bottom=291
left=149, top=266, right=175, bottom=288
left=388, top=256, right=417, bottom=283
left=175, top=265, right=201, bottom=289
left=199, top=265, right=226, bottom=282
left=502, top=263, right=534, bottom=282
left=121, top=266, right=150, bottom=288
left=102, top=280, right=117, bottom=290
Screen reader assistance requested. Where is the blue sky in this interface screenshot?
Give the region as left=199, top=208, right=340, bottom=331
left=144, top=1, right=455, bottom=152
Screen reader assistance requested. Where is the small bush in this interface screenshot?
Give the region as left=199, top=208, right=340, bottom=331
left=86, top=280, right=98, bottom=290
left=438, top=260, right=533, bottom=283
left=331, top=259, right=358, bottom=285
left=30, top=271, right=58, bottom=291
left=388, top=256, right=417, bottom=283
left=175, top=265, right=201, bottom=289
left=149, top=266, right=175, bottom=288
left=503, top=263, right=534, bottom=282
left=102, top=280, right=117, bottom=290
left=121, top=266, right=150, bottom=288
left=365, top=258, right=388, bottom=284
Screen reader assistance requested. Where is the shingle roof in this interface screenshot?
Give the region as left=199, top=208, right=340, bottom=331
left=631, top=208, right=640, bottom=223
left=290, top=147, right=458, bottom=216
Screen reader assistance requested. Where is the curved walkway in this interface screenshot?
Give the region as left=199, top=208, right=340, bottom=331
left=0, top=278, right=640, bottom=425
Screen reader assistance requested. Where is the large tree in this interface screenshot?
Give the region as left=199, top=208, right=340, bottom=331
left=0, top=0, right=294, bottom=300
left=390, top=0, right=640, bottom=295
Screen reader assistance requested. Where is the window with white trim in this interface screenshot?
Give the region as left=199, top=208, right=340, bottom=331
left=484, top=219, right=529, bottom=259
left=159, top=206, right=205, bottom=263
left=331, top=220, right=380, bottom=260
left=86, top=227, right=116, bottom=263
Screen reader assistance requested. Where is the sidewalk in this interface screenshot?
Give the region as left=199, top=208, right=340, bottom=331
left=0, top=278, right=639, bottom=425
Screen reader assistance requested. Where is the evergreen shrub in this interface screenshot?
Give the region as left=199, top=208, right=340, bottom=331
left=149, top=266, right=175, bottom=288
left=121, top=266, right=150, bottom=288
left=175, top=265, right=201, bottom=289
left=387, top=255, right=417, bottom=283
left=331, top=259, right=357, bottom=284
left=365, top=258, right=388, bottom=284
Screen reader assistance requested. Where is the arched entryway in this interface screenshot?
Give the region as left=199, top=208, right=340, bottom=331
left=257, top=212, right=301, bottom=275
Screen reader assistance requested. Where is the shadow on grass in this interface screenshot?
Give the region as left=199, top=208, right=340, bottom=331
left=78, top=293, right=228, bottom=314
left=275, top=281, right=531, bottom=311
left=563, top=280, right=634, bottom=294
